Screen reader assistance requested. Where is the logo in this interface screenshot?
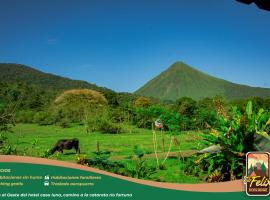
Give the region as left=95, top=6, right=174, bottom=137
left=244, top=152, right=270, bottom=196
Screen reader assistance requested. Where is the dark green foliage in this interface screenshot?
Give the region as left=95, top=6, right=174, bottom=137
left=0, top=81, right=56, bottom=112
left=185, top=101, right=270, bottom=182
left=77, top=147, right=157, bottom=180
left=0, top=111, right=15, bottom=132
left=109, top=108, right=127, bottom=123
left=194, top=108, right=218, bottom=129
left=159, top=111, right=181, bottom=132
left=0, top=143, right=17, bottom=155
left=133, top=105, right=166, bottom=129
left=0, top=63, right=111, bottom=92
left=98, top=120, right=122, bottom=134
left=57, top=118, right=71, bottom=128
left=86, top=109, right=122, bottom=134
left=16, top=110, right=36, bottom=123
left=83, top=152, right=126, bottom=174
left=135, top=61, right=270, bottom=101
left=103, top=91, right=119, bottom=107
left=41, top=149, right=51, bottom=158
left=231, top=97, right=270, bottom=114
left=0, top=100, right=16, bottom=132
left=116, top=92, right=138, bottom=107
left=124, top=146, right=157, bottom=179
left=0, top=132, right=17, bottom=155
left=33, top=111, right=55, bottom=125
left=183, top=157, right=205, bottom=178
left=77, top=152, right=134, bottom=177
left=173, top=97, right=197, bottom=117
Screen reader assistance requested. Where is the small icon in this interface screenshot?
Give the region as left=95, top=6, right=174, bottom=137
left=44, top=175, right=50, bottom=180
left=44, top=181, right=50, bottom=186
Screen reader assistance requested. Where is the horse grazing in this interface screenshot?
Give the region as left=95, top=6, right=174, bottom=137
left=50, top=138, right=80, bottom=154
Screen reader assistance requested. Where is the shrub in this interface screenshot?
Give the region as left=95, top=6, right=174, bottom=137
left=133, top=105, right=166, bottom=129
left=54, top=89, right=108, bottom=124
left=33, top=111, right=55, bottom=125
left=86, top=110, right=122, bottom=134
left=0, top=134, right=17, bottom=155
left=98, top=120, right=122, bottom=134
left=16, top=110, right=35, bottom=123
left=77, top=152, right=126, bottom=175
left=57, top=118, right=71, bottom=128
left=76, top=147, right=157, bottom=179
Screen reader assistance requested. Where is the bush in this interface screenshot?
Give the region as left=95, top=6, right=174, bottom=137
left=57, top=118, right=71, bottom=128
left=77, top=152, right=126, bottom=175
left=16, top=110, right=35, bottom=123
left=98, top=120, right=122, bottom=134
left=33, top=111, right=55, bottom=125
left=0, top=133, right=17, bottom=155
left=54, top=89, right=108, bottom=123
left=86, top=110, right=122, bottom=134
left=77, top=148, right=157, bottom=179
left=133, top=105, right=166, bottom=129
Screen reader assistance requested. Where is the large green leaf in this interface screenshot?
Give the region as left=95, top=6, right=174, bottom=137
left=246, top=100, right=253, bottom=119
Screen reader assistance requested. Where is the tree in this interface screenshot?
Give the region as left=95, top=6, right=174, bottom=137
left=54, top=89, right=108, bottom=123
left=160, top=111, right=181, bottom=132
left=261, top=162, right=267, bottom=175
left=0, top=88, right=18, bottom=132
left=194, top=97, right=219, bottom=129
left=174, top=97, right=196, bottom=118
left=103, top=91, right=119, bottom=107
left=134, top=97, right=152, bottom=107
left=133, top=105, right=165, bottom=129
left=0, top=110, right=15, bottom=132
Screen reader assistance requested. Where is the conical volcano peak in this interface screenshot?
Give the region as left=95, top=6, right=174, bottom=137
left=166, top=61, right=198, bottom=74
left=135, top=61, right=270, bottom=101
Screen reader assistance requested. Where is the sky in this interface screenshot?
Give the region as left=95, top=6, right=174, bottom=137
left=0, top=0, right=270, bottom=92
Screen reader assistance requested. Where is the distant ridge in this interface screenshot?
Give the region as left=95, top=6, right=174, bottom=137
left=0, top=63, right=112, bottom=92
left=135, top=61, right=270, bottom=101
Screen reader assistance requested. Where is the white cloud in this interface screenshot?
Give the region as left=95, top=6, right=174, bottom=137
left=46, top=38, right=58, bottom=45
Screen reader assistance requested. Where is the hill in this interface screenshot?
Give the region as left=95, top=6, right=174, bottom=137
left=135, top=61, right=270, bottom=101
left=0, top=63, right=111, bottom=92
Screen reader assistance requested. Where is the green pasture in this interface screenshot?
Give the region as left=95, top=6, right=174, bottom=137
left=4, top=123, right=205, bottom=183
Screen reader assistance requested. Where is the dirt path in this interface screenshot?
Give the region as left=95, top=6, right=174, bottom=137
left=110, top=150, right=197, bottom=160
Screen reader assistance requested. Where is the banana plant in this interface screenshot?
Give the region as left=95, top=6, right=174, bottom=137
left=191, top=100, right=270, bottom=182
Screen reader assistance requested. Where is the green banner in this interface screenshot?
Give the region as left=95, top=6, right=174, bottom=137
left=0, top=162, right=259, bottom=200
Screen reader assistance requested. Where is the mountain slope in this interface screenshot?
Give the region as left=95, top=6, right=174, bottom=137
left=0, top=63, right=111, bottom=92
left=135, top=61, right=270, bottom=101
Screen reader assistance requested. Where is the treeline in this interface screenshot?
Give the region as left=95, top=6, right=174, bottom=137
left=1, top=80, right=270, bottom=133
left=0, top=81, right=138, bottom=130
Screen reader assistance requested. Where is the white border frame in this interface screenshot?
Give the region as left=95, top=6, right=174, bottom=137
left=245, top=151, right=270, bottom=197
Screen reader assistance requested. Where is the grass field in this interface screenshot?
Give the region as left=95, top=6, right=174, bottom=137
left=3, top=123, right=205, bottom=183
